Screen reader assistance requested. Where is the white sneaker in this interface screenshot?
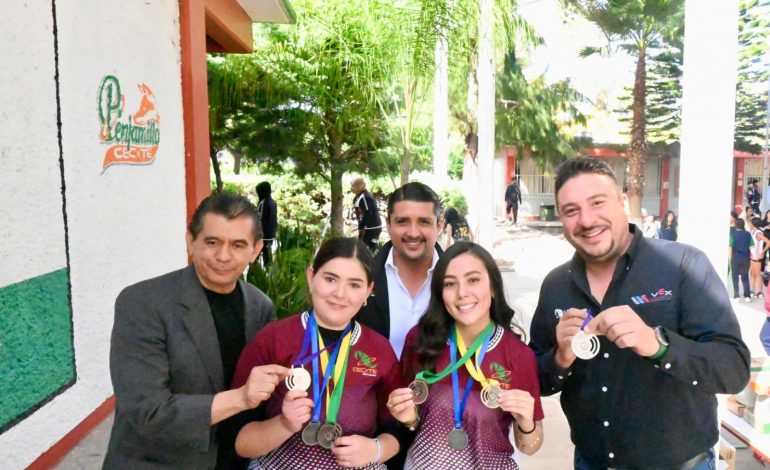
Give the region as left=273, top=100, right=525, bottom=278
left=744, top=297, right=752, bottom=303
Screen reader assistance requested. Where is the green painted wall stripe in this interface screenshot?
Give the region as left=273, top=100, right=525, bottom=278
left=0, top=268, right=75, bottom=432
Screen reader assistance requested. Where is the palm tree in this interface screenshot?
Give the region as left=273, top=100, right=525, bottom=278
left=564, top=0, right=684, bottom=218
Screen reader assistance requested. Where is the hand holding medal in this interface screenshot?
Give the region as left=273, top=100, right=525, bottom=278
left=292, top=312, right=354, bottom=448
left=281, top=389, right=314, bottom=433
left=570, top=309, right=600, bottom=360
left=386, top=387, right=419, bottom=425
left=407, top=323, right=496, bottom=407
left=497, top=388, right=535, bottom=428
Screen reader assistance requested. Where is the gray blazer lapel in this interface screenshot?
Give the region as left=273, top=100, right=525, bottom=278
left=179, top=265, right=225, bottom=391
left=241, top=280, right=260, bottom=340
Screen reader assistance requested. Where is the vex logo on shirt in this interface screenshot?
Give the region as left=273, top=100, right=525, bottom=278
left=489, top=362, right=513, bottom=389
left=353, top=351, right=377, bottom=377
left=631, top=288, right=673, bottom=305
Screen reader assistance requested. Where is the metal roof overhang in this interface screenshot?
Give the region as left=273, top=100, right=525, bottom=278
left=205, top=0, right=295, bottom=53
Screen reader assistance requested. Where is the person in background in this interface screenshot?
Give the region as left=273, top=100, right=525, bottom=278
left=747, top=178, right=762, bottom=215
left=256, top=182, right=278, bottom=269
left=442, top=207, right=473, bottom=248
left=749, top=217, right=769, bottom=299
left=437, top=213, right=448, bottom=250
left=731, top=218, right=754, bottom=303
left=351, top=177, right=384, bottom=253
left=641, top=210, right=659, bottom=239
left=659, top=210, right=678, bottom=241
left=762, top=295, right=770, bottom=355
left=504, top=176, right=523, bottom=226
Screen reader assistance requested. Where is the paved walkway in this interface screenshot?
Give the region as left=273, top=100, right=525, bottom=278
left=56, top=220, right=767, bottom=469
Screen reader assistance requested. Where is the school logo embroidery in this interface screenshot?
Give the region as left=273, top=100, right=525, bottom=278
left=489, top=362, right=512, bottom=384
left=98, top=75, right=161, bottom=172
left=631, top=288, right=673, bottom=305
left=353, top=351, right=377, bottom=377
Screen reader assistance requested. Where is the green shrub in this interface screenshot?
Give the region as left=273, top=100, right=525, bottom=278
left=438, top=186, right=468, bottom=215
left=246, top=226, right=315, bottom=319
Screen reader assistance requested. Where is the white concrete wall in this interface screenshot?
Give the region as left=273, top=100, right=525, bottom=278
left=0, top=1, right=188, bottom=467
left=678, top=0, right=739, bottom=280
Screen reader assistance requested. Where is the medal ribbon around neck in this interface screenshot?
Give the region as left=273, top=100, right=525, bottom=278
left=454, top=323, right=496, bottom=388
left=308, top=317, right=352, bottom=425
left=450, top=325, right=492, bottom=430
left=287, top=312, right=344, bottom=392
left=414, top=322, right=494, bottom=385
left=291, top=313, right=340, bottom=368
left=317, top=323, right=353, bottom=424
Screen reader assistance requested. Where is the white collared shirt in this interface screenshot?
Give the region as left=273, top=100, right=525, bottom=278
left=385, top=247, right=439, bottom=358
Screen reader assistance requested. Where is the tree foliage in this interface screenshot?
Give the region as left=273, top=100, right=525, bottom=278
left=563, top=0, right=684, bottom=218
left=735, top=0, right=770, bottom=153
left=208, top=0, right=401, bottom=235
left=496, top=49, right=587, bottom=168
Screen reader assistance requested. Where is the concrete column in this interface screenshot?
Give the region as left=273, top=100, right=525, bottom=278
left=678, top=0, right=739, bottom=281
left=433, top=34, right=449, bottom=182
left=476, top=0, right=495, bottom=249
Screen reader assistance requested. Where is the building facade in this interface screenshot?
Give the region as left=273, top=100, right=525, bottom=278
left=0, top=1, right=292, bottom=468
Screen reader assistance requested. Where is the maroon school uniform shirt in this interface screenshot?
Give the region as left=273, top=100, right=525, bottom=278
left=402, top=324, right=544, bottom=470
left=232, top=312, right=402, bottom=470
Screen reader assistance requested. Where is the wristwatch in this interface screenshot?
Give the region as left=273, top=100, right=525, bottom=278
left=654, top=326, right=670, bottom=347
left=648, top=326, right=670, bottom=361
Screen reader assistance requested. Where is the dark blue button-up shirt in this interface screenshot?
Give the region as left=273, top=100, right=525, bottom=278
left=530, top=225, right=750, bottom=469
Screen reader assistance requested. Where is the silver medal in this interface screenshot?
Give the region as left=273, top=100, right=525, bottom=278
left=571, top=330, right=600, bottom=360
left=447, top=428, right=469, bottom=450
left=286, top=367, right=311, bottom=391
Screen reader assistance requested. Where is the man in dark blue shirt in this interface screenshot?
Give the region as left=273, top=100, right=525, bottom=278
left=729, top=218, right=753, bottom=301
left=530, top=158, right=750, bottom=470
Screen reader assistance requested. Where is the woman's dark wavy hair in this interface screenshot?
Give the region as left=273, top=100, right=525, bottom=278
left=404, top=242, right=521, bottom=377
left=663, top=210, right=678, bottom=230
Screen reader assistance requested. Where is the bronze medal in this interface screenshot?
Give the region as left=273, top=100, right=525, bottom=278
left=480, top=383, right=501, bottom=409
left=301, top=422, right=321, bottom=446
left=447, top=427, right=469, bottom=450
left=317, top=423, right=343, bottom=449
left=409, top=379, right=429, bottom=405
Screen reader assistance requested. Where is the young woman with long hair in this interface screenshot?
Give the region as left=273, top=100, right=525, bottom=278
left=386, top=242, right=544, bottom=469
left=231, top=238, right=402, bottom=469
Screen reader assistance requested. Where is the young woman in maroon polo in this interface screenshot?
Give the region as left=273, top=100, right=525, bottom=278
left=231, top=238, right=402, bottom=469
left=387, top=242, right=544, bottom=469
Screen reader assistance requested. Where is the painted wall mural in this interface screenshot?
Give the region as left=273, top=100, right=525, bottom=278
left=98, top=75, right=161, bottom=171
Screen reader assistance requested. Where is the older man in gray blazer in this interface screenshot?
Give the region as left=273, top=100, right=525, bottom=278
left=104, top=194, right=288, bottom=470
